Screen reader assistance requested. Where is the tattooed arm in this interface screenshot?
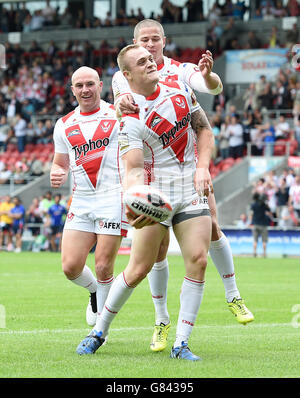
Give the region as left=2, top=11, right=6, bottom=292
left=191, top=107, right=215, bottom=197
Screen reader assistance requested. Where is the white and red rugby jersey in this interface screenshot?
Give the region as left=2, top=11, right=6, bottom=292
left=53, top=100, right=123, bottom=214
left=112, top=55, right=216, bottom=102
left=118, top=81, right=201, bottom=202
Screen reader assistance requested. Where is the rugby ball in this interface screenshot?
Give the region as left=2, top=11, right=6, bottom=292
left=124, top=185, right=172, bottom=223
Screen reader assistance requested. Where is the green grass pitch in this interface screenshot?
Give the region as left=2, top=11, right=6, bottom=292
left=0, top=252, right=299, bottom=378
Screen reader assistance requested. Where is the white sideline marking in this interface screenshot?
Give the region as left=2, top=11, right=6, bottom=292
left=0, top=322, right=292, bottom=335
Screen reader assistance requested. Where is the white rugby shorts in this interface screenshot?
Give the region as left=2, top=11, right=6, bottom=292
left=64, top=211, right=128, bottom=237
left=161, top=192, right=210, bottom=228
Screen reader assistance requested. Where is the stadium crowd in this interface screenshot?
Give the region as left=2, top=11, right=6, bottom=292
left=1, top=0, right=300, bottom=33
left=236, top=167, right=300, bottom=229
left=0, top=1, right=300, bottom=253
left=0, top=190, right=70, bottom=253
left=1, top=164, right=300, bottom=253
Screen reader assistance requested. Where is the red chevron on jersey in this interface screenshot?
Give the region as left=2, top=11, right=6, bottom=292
left=146, top=93, right=190, bottom=163
left=65, top=119, right=116, bottom=188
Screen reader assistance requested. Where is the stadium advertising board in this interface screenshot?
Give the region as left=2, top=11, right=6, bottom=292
left=223, top=228, right=300, bottom=256
left=225, top=48, right=289, bottom=84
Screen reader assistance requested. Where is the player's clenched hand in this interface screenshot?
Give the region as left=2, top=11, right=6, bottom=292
left=198, top=50, right=213, bottom=77
left=125, top=209, right=157, bottom=229
left=50, top=168, right=67, bottom=188
left=118, top=94, right=140, bottom=115
left=194, top=167, right=214, bottom=197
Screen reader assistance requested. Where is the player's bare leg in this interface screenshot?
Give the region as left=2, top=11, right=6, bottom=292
left=171, top=215, right=211, bottom=361
left=76, top=223, right=167, bottom=355
left=61, top=229, right=97, bottom=324
left=147, top=230, right=171, bottom=351
left=94, top=234, right=123, bottom=319
left=208, top=193, right=254, bottom=325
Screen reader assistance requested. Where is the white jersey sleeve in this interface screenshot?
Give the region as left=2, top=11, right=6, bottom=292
left=179, top=62, right=222, bottom=95
left=53, top=118, right=68, bottom=154
left=112, top=71, right=131, bottom=103
left=118, top=114, right=145, bottom=157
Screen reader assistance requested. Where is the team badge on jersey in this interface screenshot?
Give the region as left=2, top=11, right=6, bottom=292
left=102, top=121, right=112, bottom=133
left=151, top=116, right=163, bottom=129
left=67, top=129, right=81, bottom=138
left=174, top=96, right=186, bottom=109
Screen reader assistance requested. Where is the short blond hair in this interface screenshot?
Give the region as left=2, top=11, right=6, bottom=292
left=117, top=44, right=141, bottom=73
left=133, top=19, right=165, bottom=41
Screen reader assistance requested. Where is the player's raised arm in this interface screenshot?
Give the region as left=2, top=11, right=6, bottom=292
left=197, top=50, right=223, bottom=93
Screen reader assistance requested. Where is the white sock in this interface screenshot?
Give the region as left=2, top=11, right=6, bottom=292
left=174, top=277, right=205, bottom=348
left=95, top=272, right=134, bottom=337
left=96, top=276, right=114, bottom=315
left=69, top=265, right=97, bottom=293
left=209, top=234, right=241, bottom=302
left=147, top=258, right=170, bottom=325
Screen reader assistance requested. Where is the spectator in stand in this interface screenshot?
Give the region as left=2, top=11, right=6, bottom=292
left=261, top=1, right=276, bottom=20
left=225, top=114, right=244, bottom=159
left=37, top=119, right=53, bottom=144
left=28, top=40, right=43, bottom=53
left=164, top=37, right=178, bottom=58
left=28, top=153, right=45, bottom=177
left=42, top=0, right=56, bottom=26
left=294, top=115, right=300, bottom=151
left=218, top=115, right=231, bottom=159
left=249, top=193, right=272, bottom=258
left=286, top=22, right=298, bottom=49
left=186, top=0, right=205, bottom=22
left=268, top=25, right=280, bottom=47
left=274, top=115, right=290, bottom=140
left=287, top=0, right=300, bottom=16
left=243, top=83, right=259, bottom=111
left=279, top=204, right=299, bottom=229
left=233, top=1, right=247, bottom=20
left=0, top=195, right=14, bottom=251
left=0, top=165, right=12, bottom=185
left=256, top=121, right=276, bottom=157
left=273, top=0, right=288, bottom=17
left=26, top=197, right=43, bottom=237
left=161, top=0, right=175, bottom=23
left=50, top=80, right=66, bottom=101
left=0, top=115, right=11, bottom=152
left=264, top=180, right=277, bottom=218
left=223, top=17, right=240, bottom=50
left=236, top=213, right=249, bottom=229
left=47, top=193, right=67, bottom=252
left=106, top=61, right=119, bottom=77
left=9, top=196, right=26, bottom=253
left=12, top=113, right=27, bottom=153
left=257, top=82, right=274, bottom=110
left=30, top=10, right=45, bottom=31
left=6, top=92, right=21, bottom=124
left=288, top=175, right=300, bottom=218
left=275, top=177, right=290, bottom=219
left=245, top=31, right=261, bottom=49
left=208, top=2, right=222, bottom=22
left=292, top=81, right=300, bottom=123
left=13, top=165, right=27, bottom=185
left=46, top=40, right=59, bottom=64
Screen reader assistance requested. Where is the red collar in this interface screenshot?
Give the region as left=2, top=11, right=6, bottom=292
left=157, top=61, right=164, bottom=71
left=80, top=107, right=100, bottom=116
left=146, top=85, right=161, bottom=101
